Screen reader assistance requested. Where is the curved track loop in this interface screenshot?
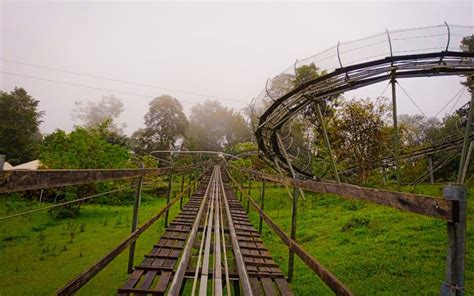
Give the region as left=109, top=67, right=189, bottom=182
left=256, top=51, right=474, bottom=177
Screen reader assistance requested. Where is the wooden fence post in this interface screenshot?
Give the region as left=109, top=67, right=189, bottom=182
left=187, top=171, right=192, bottom=200
left=164, top=171, right=173, bottom=228
left=259, top=178, right=265, bottom=234
left=127, top=162, right=144, bottom=274
left=288, top=173, right=299, bottom=283
left=440, top=185, right=467, bottom=296
left=180, top=173, right=185, bottom=210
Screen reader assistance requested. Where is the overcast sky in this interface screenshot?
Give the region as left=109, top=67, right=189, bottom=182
left=1, top=1, right=473, bottom=136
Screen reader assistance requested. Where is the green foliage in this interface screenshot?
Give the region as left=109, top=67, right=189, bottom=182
left=130, top=95, right=188, bottom=156
left=460, top=35, right=473, bottom=92
left=39, top=124, right=130, bottom=169
left=0, top=87, right=44, bottom=165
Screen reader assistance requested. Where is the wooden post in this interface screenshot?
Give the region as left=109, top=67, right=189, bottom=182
left=180, top=173, right=185, bottom=210
left=0, top=154, right=5, bottom=171
left=127, top=162, right=144, bottom=274
left=428, top=156, right=435, bottom=184
left=391, top=70, right=401, bottom=189
left=259, top=178, right=265, bottom=234
left=440, top=185, right=467, bottom=296
left=165, top=171, right=173, bottom=228
left=247, top=174, right=251, bottom=214
left=288, top=173, right=299, bottom=283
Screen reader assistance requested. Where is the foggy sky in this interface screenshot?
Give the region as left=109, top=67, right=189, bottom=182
left=1, top=1, right=473, bottom=136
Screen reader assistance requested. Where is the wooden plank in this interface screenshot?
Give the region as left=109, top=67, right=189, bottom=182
left=155, top=271, right=172, bottom=293
left=260, top=278, right=277, bottom=296
left=0, top=163, right=207, bottom=193
left=245, top=168, right=454, bottom=221
left=274, top=278, right=293, bottom=296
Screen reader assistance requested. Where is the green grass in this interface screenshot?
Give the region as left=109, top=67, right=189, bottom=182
left=0, top=180, right=472, bottom=295
left=0, top=183, right=188, bottom=296
left=245, top=182, right=474, bottom=295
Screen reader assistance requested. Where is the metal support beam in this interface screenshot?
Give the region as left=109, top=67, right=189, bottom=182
left=247, top=173, right=251, bottom=214
left=440, top=185, right=467, bottom=296
left=460, top=141, right=473, bottom=184
left=164, top=171, right=173, bottom=228
left=429, top=156, right=435, bottom=184
left=381, top=165, right=387, bottom=185
left=0, top=155, right=5, bottom=171
left=127, top=162, right=144, bottom=274
left=259, top=178, right=265, bottom=234
left=457, top=90, right=474, bottom=183
left=391, top=69, right=401, bottom=189
left=288, top=173, right=299, bottom=283
left=315, top=104, right=340, bottom=184
left=276, top=131, right=305, bottom=200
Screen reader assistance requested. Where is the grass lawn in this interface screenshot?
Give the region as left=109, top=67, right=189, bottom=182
left=244, top=182, right=474, bottom=295
left=0, top=179, right=472, bottom=295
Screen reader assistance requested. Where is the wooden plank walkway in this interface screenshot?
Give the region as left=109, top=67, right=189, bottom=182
left=118, top=166, right=292, bottom=296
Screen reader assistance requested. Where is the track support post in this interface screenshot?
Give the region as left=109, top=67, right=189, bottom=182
left=165, top=171, right=173, bottom=228
left=180, top=173, right=185, bottom=210
left=391, top=69, right=401, bottom=189
left=429, top=156, right=435, bottom=184
left=457, top=90, right=474, bottom=184
left=127, top=162, right=144, bottom=274
left=288, top=173, right=299, bottom=283
left=315, top=103, right=340, bottom=184
left=247, top=173, right=251, bottom=214
left=259, top=178, right=265, bottom=234
left=441, top=185, right=467, bottom=296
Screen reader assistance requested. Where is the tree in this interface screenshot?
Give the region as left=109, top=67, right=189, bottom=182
left=188, top=100, right=251, bottom=151
left=131, top=95, right=188, bottom=155
left=334, top=98, right=391, bottom=181
left=0, top=87, right=44, bottom=165
left=39, top=122, right=130, bottom=169
left=398, top=114, right=441, bottom=149
left=460, top=35, right=474, bottom=92
left=72, top=95, right=125, bottom=132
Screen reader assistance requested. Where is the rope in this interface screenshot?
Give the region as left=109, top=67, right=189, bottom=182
left=0, top=185, right=137, bottom=222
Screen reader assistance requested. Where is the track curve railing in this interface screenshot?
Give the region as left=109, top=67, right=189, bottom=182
left=251, top=24, right=474, bottom=178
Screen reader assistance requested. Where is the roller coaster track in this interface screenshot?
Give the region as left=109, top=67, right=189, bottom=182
left=254, top=24, right=474, bottom=178
left=118, top=165, right=292, bottom=295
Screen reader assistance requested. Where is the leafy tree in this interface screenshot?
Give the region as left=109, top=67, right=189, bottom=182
left=39, top=122, right=130, bottom=169
left=333, top=98, right=391, bottom=181
left=0, top=87, right=44, bottom=165
left=72, top=95, right=125, bottom=132
left=188, top=100, right=251, bottom=151
left=131, top=95, right=188, bottom=155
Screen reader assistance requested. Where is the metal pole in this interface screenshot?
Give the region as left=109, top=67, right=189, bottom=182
left=429, top=156, right=435, bottom=184
left=259, top=178, right=265, bottom=234
left=164, top=171, right=173, bottom=228
left=460, top=141, right=473, bottom=184
left=288, top=173, right=299, bottom=283
left=276, top=132, right=306, bottom=200
left=381, top=165, right=387, bottom=185
left=315, top=104, right=340, bottom=184
left=440, top=185, right=467, bottom=296
left=457, top=91, right=474, bottom=183
left=247, top=174, right=251, bottom=214
left=180, top=173, right=185, bottom=210
left=127, top=162, right=144, bottom=274
left=391, top=70, right=401, bottom=189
